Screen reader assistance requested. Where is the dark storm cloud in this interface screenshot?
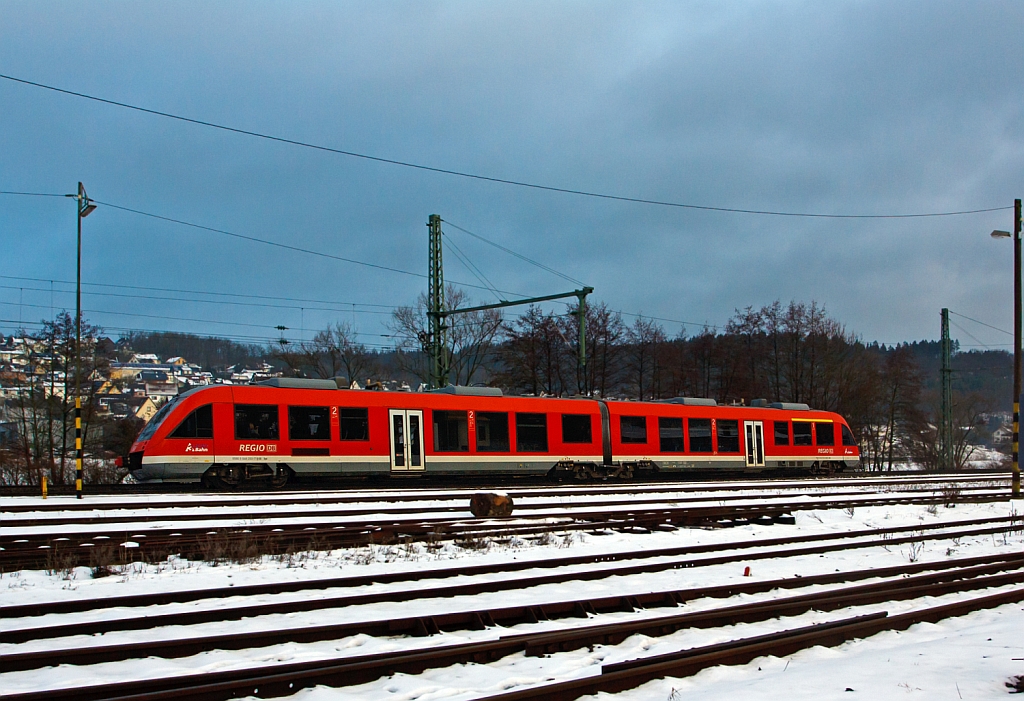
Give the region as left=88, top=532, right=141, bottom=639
left=1, top=1, right=1022, bottom=349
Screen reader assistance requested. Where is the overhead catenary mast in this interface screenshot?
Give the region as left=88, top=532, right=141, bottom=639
left=425, top=215, right=592, bottom=390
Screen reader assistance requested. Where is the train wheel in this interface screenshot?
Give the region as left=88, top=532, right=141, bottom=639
left=270, top=465, right=291, bottom=489
left=202, top=465, right=242, bottom=490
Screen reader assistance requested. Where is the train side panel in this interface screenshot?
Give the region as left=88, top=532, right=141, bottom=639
left=128, top=385, right=859, bottom=484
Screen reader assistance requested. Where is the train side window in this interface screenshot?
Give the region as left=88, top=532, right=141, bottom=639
left=774, top=421, right=790, bottom=446
left=658, top=417, right=685, bottom=452
left=234, top=404, right=279, bottom=440
left=717, top=419, right=740, bottom=453
left=433, top=410, right=469, bottom=452
left=516, top=413, right=548, bottom=452
left=816, top=422, right=835, bottom=446
left=562, top=414, right=592, bottom=443
left=477, top=412, right=510, bottom=451
left=169, top=404, right=213, bottom=439
left=620, top=416, right=647, bottom=443
left=339, top=408, right=369, bottom=440
left=288, top=406, right=331, bottom=441
left=842, top=424, right=857, bottom=446
left=688, top=418, right=713, bottom=452
left=793, top=421, right=813, bottom=446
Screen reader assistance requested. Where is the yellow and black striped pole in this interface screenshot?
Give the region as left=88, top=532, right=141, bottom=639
left=68, top=182, right=96, bottom=500
left=1014, top=198, right=1021, bottom=499
left=993, top=201, right=1021, bottom=498
left=75, top=182, right=84, bottom=499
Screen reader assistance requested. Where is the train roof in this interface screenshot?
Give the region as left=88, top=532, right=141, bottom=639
left=167, top=379, right=837, bottom=417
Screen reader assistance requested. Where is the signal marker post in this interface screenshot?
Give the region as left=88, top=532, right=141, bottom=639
left=1016, top=198, right=1021, bottom=500
left=66, top=182, right=96, bottom=499
left=991, top=198, right=1022, bottom=499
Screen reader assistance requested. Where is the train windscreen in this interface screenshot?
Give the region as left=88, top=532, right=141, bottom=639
left=136, top=397, right=181, bottom=442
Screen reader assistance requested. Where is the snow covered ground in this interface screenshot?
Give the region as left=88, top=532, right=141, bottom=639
left=2, top=497, right=1023, bottom=699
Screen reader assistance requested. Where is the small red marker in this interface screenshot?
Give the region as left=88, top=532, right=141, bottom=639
left=743, top=566, right=752, bottom=576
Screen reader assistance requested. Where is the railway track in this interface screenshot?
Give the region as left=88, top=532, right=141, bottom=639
left=1, top=482, right=1002, bottom=528
left=0, top=517, right=1015, bottom=649
left=1, top=472, right=1004, bottom=514
left=3, top=468, right=1005, bottom=498
left=1, top=514, right=1014, bottom=617
left=2, top=526, right=1021, bottom=701
left=0, top=489, right=1009, bottom=571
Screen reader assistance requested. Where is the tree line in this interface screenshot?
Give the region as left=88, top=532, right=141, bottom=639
left=2, top=297, right=1006, bottom=485
left=279, top=293, right=1007, bottom=472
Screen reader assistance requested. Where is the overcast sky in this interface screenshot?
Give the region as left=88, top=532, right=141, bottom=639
left=2, top=2, right=1023, bottom=353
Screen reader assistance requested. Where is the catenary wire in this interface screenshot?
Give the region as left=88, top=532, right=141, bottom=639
left=0, top=299, right=393, bottom=338
left=948, top=319, right=990, bottom=349
left=0, top=190, right=66, bottom=197
left=0, top=274, right=398, bottom=309
left=0, top=283, right=395, bottom=316
left=440, top=233, right=504, bottom=303
left=441, top=220, right=585, bottom=287
left=0, top=74, right=1012, bottom=219
left=948, top=310, right=1013, bottom=337
left=0, top=318, right=399, bottom=350
left=0, top=191, right=552, bottom=299
left=74, top=195, right=535, bottom=299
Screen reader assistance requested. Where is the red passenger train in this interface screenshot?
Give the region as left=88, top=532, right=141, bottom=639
left=124, top=378, right=860, bottom=487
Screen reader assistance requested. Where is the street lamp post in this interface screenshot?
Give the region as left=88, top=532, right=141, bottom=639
left=66, top=182, right=96, bottom=499
left=992, top=197, right=1022, bottom=499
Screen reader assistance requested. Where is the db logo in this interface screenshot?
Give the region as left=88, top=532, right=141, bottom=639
left=239, top=443, right=277, bottom=453
left=185, top=442, right=210, bottom=453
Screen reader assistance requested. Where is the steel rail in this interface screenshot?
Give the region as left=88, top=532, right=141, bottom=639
left=2, top=547, right=1021, bottom=647
left=0, top=491, right=1003, bottom=547
left=1, top=524, right=1019, bottom=664
left=3, top=484, right=1001, bottom=528
left=478, top=587, right=1024, bottom=701
left=0, top=495, right=1013, bottom=571
left=0, top=473, right=1003, bottom=513
left=2, top=559, right=1022, bottom=700
left=2, top=515, right=1014, bottom=619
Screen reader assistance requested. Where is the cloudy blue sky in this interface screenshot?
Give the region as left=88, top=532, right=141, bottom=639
left=2, top=2, right=1023, bottom=352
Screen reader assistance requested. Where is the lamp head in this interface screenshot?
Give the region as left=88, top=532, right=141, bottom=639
left=991, top=230, right=1011, bottom=239
left=80, top=200, right=97, bottom=218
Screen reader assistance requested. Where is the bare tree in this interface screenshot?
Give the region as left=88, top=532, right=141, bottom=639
left=3, top=313, right=108, bottom=486
left=878, top=346, right=925, bottom=471
left=623, top=316, right=667, bottom=400
left=390, top=285, right=503, bottom=386
left=495, top=305, right=570, bottom=395
left=277, top=322, right=378, bottom=385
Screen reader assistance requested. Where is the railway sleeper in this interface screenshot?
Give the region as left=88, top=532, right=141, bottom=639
left=3, top=559, right=1021, bottom=683
left=12, top=589, right=1014, bottom=701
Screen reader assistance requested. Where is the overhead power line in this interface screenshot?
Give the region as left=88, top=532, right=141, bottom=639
left=0, top=190, right=65, bottom=198
left=0, top=73, right=1012, bottom=219
left=0, top=274, right=397, bottom=309
left=0, top=190, right=538, bottom=298
left=440, top=234, right=504, bottom=303
left=93, top=199, right=429, bottom=280
left=441, top=220, right=585, bottom=287
left=0, top=280, right=397, bottom=315
left=948, top=310, right=1012, bottom=337
left=0, top=318, right=399, bottom=350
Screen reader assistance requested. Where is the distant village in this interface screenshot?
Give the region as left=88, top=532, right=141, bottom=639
left=0, top=332, right=286, bottom=452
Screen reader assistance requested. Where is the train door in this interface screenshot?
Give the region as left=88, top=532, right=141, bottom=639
left=389, top=409, right=425, bottom=471
left=744, top=421, right=765, bottom=468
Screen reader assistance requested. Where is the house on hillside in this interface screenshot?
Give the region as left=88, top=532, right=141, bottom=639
left=133, top=369, right=178, bottom=401
left=129, top=353, right=160, bottom=365
left=96, top=394, right=158, bottom=422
